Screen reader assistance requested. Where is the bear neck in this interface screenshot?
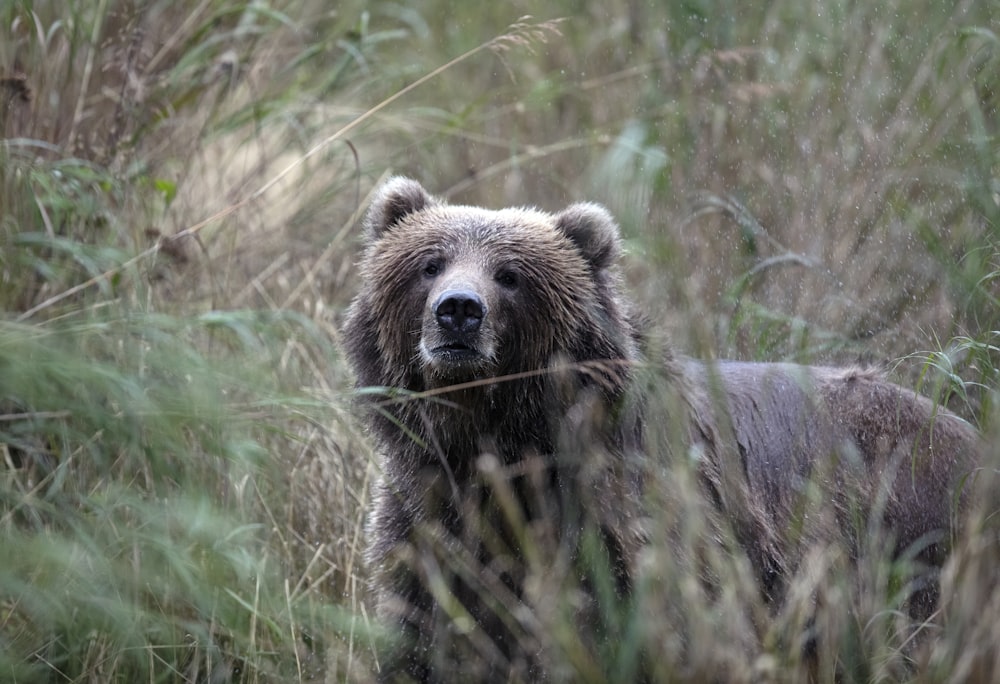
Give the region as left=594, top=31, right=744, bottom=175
left=383, top=364, right=635, bottom=481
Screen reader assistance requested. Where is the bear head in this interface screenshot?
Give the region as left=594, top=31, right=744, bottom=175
left=343, top=177, right=637, bottom=394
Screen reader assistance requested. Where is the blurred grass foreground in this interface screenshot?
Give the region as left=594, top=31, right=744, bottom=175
left=1, top=0, right=998, bottom=682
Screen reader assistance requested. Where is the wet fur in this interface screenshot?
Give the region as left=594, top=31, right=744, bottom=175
left=342, top=178, right=980, bottom=682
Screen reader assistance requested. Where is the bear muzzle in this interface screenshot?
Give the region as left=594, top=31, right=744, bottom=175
left=420, top=287, right=496, bottom=373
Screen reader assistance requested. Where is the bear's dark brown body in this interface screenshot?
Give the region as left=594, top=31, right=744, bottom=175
left=342, top=178, right=980, bottom=683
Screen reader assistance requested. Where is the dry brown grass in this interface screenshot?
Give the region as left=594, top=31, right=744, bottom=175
left=1, top=0, right=997, bottom=681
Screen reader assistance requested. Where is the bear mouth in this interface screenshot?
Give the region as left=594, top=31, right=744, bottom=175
left=431, top=342, right=481, bottom=362
left=419, top=336, right=496, bottom=380
left=419, top=332, right=496, bottom=380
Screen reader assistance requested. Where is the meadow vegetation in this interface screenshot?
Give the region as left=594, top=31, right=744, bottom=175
left=1, top=0, right=997, bottom=681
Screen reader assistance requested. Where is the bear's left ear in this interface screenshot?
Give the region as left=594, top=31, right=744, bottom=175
left=555, top=202, right=622, bottom=271
left=363, top=177, right=438, bottom=240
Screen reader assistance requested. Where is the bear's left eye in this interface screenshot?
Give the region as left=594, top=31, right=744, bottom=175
left=496, top=269, right=519, bottom=289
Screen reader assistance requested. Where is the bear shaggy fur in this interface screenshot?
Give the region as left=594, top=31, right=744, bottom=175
left=343, top=177, right=980, bottom=682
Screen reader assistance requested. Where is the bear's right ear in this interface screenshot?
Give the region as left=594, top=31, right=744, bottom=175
left=363, top=177, right=437, bottom=240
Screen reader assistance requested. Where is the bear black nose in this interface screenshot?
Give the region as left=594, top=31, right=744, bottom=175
left=434, top=289, right=486, bottom=334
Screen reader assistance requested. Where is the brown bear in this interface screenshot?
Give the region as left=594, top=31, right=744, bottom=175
left=342, top=177, right=980, bottom=683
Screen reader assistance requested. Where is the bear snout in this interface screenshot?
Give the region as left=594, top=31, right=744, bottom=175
left=433, top=288, right=487, bottom=336
left=419, top=286, right=497, bottom=375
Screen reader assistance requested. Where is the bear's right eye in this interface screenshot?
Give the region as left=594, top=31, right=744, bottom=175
left=423, top=260, right=440, bottom=278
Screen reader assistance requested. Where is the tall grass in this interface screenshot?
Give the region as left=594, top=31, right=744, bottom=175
left=2, top=2, right=383, bottom=681
left=1, top=0, right=997, bottom=681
